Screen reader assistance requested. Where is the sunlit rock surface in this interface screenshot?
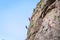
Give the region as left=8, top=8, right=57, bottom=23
left=26, top=0, right=60, bottom=40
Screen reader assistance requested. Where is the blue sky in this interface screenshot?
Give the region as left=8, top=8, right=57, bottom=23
left=0, top=0, right=39, bottom=40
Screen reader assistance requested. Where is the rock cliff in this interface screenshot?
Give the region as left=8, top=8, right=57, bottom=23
left=26, top=0, right=60, bottom=40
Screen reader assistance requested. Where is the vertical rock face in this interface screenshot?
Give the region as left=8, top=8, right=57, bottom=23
left=26, top=0, right=60, bottom=40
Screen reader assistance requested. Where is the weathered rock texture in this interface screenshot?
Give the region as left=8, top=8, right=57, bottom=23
left=26, top=0, right=60, bottom=40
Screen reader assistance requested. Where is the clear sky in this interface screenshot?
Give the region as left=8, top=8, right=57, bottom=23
left=0, top=0, right=39, bottom=40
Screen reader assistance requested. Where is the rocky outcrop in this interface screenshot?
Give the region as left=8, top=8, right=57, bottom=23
left=26, top=0, right=60, bottom=40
